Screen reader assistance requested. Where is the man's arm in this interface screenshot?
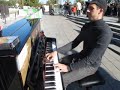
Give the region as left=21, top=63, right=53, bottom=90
left=57, top=30, right=84, bottom=53
left=46, top=31, right=83, bottom=62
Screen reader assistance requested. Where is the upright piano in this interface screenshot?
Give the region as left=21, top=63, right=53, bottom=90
left=0, top=18, right=63, bottom=90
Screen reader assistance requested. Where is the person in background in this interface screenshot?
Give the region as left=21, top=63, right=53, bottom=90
left=72, top=5, right=77, bottom=16
left=66, top=2, right=71, bottom=15
left=64, top=2, right=68, bottom=16
left=117, top=3, right=120, bottom=23
left=40, top=5, right=45, bottom=14
left=46, top=0, right=113, bottom=90
left=76, top=0, right=82, bottom=16
left=49, top=5, right=54, bottom=15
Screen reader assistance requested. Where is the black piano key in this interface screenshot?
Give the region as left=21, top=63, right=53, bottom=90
left=46, top=63, right=53, bottom=66
left=46, top=50, right=52, bottom=52
left=46, top=51, right=52, bottom=53
left=46, top=48, right=52, bottom=50
left=46, top=49, right=52, bottom=51
left=45, top=49, right=53, bottom=52
left=46, top=46, right=51, bottom=47
left=45, top=76, right=55, bottom=81
left=46, top=45, right=52, bottom=47
left=45, top=88, right=56, bottom=90
left=46, top=42, right=51, bottom=44
left=46, top=49, right=51, bottom=51
left=46, top=64, right=54, bottom=67
left=46, top=42, right=52, bottom=45
left=46, top=67, right=54, bottom=71
left=46, top=48, right=51, bottom=51
left=46, top=44, right=52, bottom=46
left=45, top=71, right=55, bottom=75
left=45, top=82, right=56, bottom=87
left=46, top=47, right=52, bottom=49
left=46, top=46, right=51, bottom=48
left=47, top=43, right=52, bottom=45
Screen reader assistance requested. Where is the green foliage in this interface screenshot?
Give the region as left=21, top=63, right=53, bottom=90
left=0, top=0, right=18, bottom=6
left=0, top=1, right=9, bottom=5
left=8, top=0, right=17, bottom=6
left=25, top=0, right=41, bottom=7
left=47, top=0, right=58, bottom=5
left=17, top=0, right=41, bottom=7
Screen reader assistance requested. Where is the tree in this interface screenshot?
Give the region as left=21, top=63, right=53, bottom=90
left=8, top=0, right=18, bottom=6
left=47, top=0, right=58, bottom=5
left=18, top=0, right=41, bottom=7
left=0, top=0, right=18, bottom=6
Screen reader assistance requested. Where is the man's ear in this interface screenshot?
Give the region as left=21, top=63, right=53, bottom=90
left=99, top=8, right=104, bottom=14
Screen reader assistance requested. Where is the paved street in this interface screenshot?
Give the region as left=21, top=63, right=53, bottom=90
left=0, top=9, right=26, bottom=29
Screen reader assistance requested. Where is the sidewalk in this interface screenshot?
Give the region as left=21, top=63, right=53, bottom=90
left=103, top=16, right=120, bottom=26
left=79, top=14, right=119, bottom=26
left=0, top=15, right=24, bottom=29
left=0, top=9, right=43, bottom=30
left=0, top=11, right=119, bottom=30
left=0, top=9, right=27, bottom=29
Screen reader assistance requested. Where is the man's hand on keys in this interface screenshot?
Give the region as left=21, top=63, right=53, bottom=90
left=46, top=51, right=57, bottom=61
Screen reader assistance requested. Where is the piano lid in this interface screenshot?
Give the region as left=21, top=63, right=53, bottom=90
left=1, top=18, right=40, bottom=55
left=0, top=36, right=20, bottom=50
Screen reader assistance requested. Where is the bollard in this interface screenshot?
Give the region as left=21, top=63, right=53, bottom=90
left=3, top=13, right=6, bottom=24
left=0, top=25, right=3, bottom=30
left=15, top=12, right=16, bottom=19
left=0, top=25, right=3, bottom=37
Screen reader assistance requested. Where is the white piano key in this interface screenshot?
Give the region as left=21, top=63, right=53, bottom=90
left=46, top=65, right=53, bottom=67
left=45, top=70, right=54, bottom=72
left=52, top=42, right=63, bottom=90
left=45, top=74, right=55, bottom=77
left=45, top=81, right=56, bottom=83
left=46, top=62, right=53, bottom=64
left=45, top=41, right=63, bottom=90
left=45, top=86, right=56, bottom=89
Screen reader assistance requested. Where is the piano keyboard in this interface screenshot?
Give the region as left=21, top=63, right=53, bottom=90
left=44, top=40, right=63, bottom=90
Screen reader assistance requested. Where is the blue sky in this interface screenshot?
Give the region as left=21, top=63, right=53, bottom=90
left=39, top=0, right=48, bottom=4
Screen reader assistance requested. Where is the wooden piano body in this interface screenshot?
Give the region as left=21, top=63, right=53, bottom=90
left=0, top=18, right=42, bottom=90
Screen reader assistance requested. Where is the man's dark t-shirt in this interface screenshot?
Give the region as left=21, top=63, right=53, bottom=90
left=58, top=19, right=113, bottom=70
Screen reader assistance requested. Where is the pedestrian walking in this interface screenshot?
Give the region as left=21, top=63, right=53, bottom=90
left=117, top=3, right=120, bottom=22
left=76, top=1, right=82, bottom=16
left=72, top=5, right=77, bottom=16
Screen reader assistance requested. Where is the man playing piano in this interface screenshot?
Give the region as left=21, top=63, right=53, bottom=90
left=46, top=0, right=113, bottom=89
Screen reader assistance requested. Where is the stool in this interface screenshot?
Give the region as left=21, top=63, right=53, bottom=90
left=78, top=70, right=105, bottom=90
